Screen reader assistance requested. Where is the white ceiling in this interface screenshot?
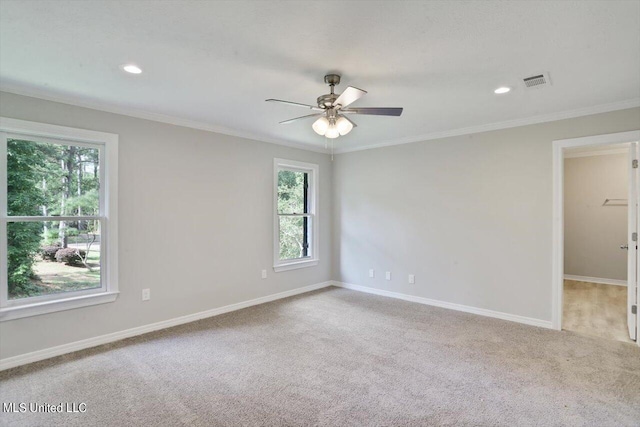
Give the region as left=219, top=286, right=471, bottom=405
left=1, top=1, right=639, bottom=153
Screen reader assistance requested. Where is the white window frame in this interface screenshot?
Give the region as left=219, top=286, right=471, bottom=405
left=0, top=117, right=118, bottom=321
left=273, top=158, right=319, bottom=272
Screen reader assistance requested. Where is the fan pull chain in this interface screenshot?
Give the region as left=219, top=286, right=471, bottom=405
left=331, top=138, right=334, bottom=161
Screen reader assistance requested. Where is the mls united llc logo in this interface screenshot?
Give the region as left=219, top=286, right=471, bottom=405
left=3, top=402, right=87, bottom=413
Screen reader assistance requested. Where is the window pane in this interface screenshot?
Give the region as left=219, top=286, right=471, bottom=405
left=279, top=216, right=310, bottom=260
left=7, top=220, right=101, bottom=300
left=277, top=170, right=307, bottom=214
left=7, top=139, right=100, bottom=217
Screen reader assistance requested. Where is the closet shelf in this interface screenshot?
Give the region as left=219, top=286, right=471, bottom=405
left=602, top=198, right=627, bottom=206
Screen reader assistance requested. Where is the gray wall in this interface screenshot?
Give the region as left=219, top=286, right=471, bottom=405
left=1, top=90, right=639, bottom=360
left=332, top=108, right=640, bottom=322
left=0, top=92, right=332, bottom=359
left=564, top=153, right=628, bottom=281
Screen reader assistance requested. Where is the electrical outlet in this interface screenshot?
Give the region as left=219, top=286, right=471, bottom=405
left=385, top=271, right=391, bottom=281
left=142, top=288, right=151, bottom=301
left=369, top=269, right=375, bottom=278
left=261, top=269, right=267, bottom=279
left=408, top=274, right=415, bottom=284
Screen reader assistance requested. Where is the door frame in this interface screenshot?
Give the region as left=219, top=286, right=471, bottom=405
left=552, top=130, right=640, bottom=341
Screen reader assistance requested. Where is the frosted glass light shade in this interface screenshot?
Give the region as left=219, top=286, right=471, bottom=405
left=325, top=125, right=340, bottom=139
left=121, top=64, right=142, bottom=74
left=336, top=116, right=353, bottom=135
left=312, top=117, right=330, bottom=135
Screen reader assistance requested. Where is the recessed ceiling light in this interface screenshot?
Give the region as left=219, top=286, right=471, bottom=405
left=494, top=86, right=511, bottom=94
left=121, top=64, right=142, bottom=74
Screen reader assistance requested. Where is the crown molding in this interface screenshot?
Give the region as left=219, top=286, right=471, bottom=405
left=334, top=98, right=640, bottom=154
left=2, top=84, right=638, bottom=156
left=0, top=84, right=330, bottom=154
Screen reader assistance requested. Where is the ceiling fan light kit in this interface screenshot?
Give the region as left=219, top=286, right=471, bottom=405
left=266, top=73, right=403, bottom=140
left=313, top=107, right=354, bottom=138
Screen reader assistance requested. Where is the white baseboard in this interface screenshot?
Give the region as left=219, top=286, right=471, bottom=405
left=331, top=281, right=553, bottom=329
left=564, top=275, right=627, bottom=286
left=0, top=281, right=332, bottom=371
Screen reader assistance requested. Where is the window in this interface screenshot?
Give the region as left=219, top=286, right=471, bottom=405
left=0, top=117, right=118, bottom=321
left=274, top=158, right=318, bottom=272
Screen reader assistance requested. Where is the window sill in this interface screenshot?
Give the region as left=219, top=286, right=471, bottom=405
left=273, top=259, right=319, bottom=272
left=0, top=291, right=119, bottom=322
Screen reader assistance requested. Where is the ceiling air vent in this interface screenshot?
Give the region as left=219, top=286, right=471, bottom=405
left=522, top=72, right=551, bottom=89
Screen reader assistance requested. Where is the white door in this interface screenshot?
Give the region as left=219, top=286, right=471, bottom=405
left=628, top=142, right=638, bottom=341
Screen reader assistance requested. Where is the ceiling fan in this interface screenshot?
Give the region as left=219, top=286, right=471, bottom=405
left=266, top=74, right=403, bottom=139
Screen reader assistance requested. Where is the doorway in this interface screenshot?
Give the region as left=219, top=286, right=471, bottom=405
left=552, top=131, right=640, bottom=346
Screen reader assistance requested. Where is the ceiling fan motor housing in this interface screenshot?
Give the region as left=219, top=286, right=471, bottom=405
left=317, top=74, right=342, bottom=108
left=317, top=94, right=338, bottom=109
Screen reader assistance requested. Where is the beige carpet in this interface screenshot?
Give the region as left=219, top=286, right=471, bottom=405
left=1, top=287, right=639, bottom=426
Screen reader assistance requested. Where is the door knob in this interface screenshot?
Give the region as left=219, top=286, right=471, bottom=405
left=621, top=244, right=629, bottom=250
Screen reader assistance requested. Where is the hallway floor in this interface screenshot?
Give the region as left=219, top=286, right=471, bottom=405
left=563, top=279, right=634, bottom=344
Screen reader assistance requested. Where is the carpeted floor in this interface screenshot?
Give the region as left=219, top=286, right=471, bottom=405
left=1, top=287, right=639, bottom=427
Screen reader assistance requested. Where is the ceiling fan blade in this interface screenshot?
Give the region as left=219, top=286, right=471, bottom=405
left=341, top=107, right=403, bottom=116
left=279, top=113, right=323, bottom=124
left=266, top=99, right=324, bottom=111
left=332, top=86, right=367, bottom=109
